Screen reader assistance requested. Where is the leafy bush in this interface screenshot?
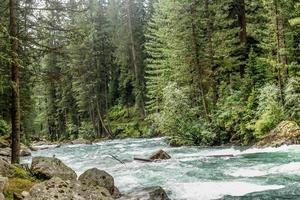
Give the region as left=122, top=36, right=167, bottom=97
left=108, top=104, right=128, bottom=121
left=0, top=119, right=9, bottom=136
left=78, top=121, right=94, bottom=139
left=213, top=91, right=245, bottom=144
left=284, top=77, right=300, bottom=123
left=254, top=84, right=285, bottom=137
left=157, top=83, right=215, bottom=146
left=108, top=104, right=149, bottom=138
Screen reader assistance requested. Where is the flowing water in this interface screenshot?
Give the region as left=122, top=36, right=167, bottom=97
left=23, top=138, right=300, bottom=200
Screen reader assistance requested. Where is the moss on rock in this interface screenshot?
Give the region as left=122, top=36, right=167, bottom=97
left=257, top=121, right=300, bottom=147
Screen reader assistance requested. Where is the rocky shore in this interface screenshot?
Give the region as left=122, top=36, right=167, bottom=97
left=0, top=155, right=170, bottom=200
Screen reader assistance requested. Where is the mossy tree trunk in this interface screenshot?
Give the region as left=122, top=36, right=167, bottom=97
left=10, top=0, right=20, bottom=164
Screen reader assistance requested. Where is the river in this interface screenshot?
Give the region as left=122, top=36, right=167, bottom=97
left=23, top=138, right=300, bottom=200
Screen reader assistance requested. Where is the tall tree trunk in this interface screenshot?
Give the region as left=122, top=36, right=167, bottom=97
left=191, top=0, right=209, bottom=120
left=274, top=0, right=286, bottom=104
left=238, top=0, right=247, bottom=78
left=127, top=0, right=145, bottom=117
left=204, top=0, right=218, bottom=107
left=10, top=0, right=20, bottom=164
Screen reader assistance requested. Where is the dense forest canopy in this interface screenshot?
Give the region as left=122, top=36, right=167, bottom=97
left=0, top=0, right=299, bottom=162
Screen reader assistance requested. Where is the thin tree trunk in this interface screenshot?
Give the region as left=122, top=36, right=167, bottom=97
left=204, top=0, right=218, bottom=107
left=10, top=0, right=20, bottom=164
left=274, top=0, right=285, bottom=104
left=191, top=0, right=209, bottom=120
left=127, top=0, right=145, bottom=117
left=95, top=100, right=113, bottom=138
left=238, top=0, right=247, bottom=78
left=89, top=103, right=97, bottom=136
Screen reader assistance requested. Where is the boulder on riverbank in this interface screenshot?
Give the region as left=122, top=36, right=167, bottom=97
left=257, top=121, right=300, bottom=147
left=0, top=177, right=8, bottom=194
left=31, top=157, right=77, bottom=180
left=0, top=177, right=8, bottom=200
left=20, top=145, right=31, bottom=157
left=71, top=138, right=92, bottom=145
left=0, top=147, right=10, bottom=157
left=149, top=149, right=171, bottom=161
left=0, top=143, right=31, bottom=157
left=23, top=177, right=114, bottom=200
left=0, top=140, right=9, bottom=148
left=0, top=158, right=10, bottom=177
left=78, top=168, right=120, bottom=198
left=120, top=186, right=170, bottom=200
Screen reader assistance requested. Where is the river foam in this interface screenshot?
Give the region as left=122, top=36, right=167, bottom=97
left=170, top=182, right=284, bottom=200
left=23, top=138, right=300, bottom=200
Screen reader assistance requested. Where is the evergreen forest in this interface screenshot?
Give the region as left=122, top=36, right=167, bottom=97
left=1, top=0, right=300, bottom=163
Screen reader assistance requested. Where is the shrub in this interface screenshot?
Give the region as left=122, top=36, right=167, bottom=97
left=213, top=91, right=245, bottom=144
left=78, top=121, right=94, bottom=139
left=284, top=77, right=300, bottom=123
left=0, top=119, right=9, bottom=136
left=254, top=84, right=285, bottom=137
left=158, top=83, right=215, bottom=146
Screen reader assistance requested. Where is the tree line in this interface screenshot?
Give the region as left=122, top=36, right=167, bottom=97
left=0, top=0, right=299, bottom=163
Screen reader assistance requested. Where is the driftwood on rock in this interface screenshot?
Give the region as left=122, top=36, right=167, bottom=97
left=149, top=149, right=171, bottom=160
left=134, top=157, right=153, bottom=162
left=134, top=149, right=171, bottom=162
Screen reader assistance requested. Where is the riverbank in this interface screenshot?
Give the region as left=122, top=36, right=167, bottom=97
left=1, top=121, right=300, bottom=199
left=17, top=138, right=300, bottom=199
left=1, top=152, right=170, bottom=200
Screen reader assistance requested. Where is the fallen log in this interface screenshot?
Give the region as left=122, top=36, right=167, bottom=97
left=134, top=157, right=153, bottom=162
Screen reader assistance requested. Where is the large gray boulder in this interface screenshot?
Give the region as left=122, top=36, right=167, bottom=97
left=78, top=168, right=116, bottom=195
left=257, top=121, right=300, bottom=147
left=20, top=144, right=31, bottom=157
left=23, top=177, right=114, bottom=200
left=120, top=186, right=170, bottom=200
left=0, top=177, right=8, bottom=194
left=31, top=157, right=77, bottom=180
left=0, top=176, right=8, bottom=200
left=0, top=147, right=11, bottom=157
left=0, top=157, right=10, bottom=177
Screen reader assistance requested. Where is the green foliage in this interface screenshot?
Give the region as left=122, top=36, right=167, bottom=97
left=78, top=122, right=94, bottom=140
left=214, top=91, right=245, bottom=143
left=157, top=83, right=215, bottom=146
left=0, top=118, right=9, bottom=136
left=255, top=84, right=285, bottom=137
left=1, top=0, right=299, bottom=147
left=108, top=104, right=149, bottom=139
left=8, top=165, right=32, bottom=179
left=4, top=178, right=38, bottom=200
left=284, top=77, right=300, bottom=123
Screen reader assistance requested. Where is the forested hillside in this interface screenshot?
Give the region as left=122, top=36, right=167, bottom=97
left=0, top=0, right=299, bottom=153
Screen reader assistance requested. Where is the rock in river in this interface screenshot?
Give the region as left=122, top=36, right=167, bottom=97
left=78, top=168, right=120, bottom=197
left=257, top=121, right=300, bottom=147
left=23, top=177, right=114, bottom=200
left=31, top=156, right=77, bottom=180
left=20, top=144, right=31, bottom=157
left=149, top=149, right=171, bottom=161
left=120, top=186, right=170, bottom=200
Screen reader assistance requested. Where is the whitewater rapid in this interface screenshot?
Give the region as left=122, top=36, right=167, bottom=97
left=22, top=138, right=300, bottom=200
